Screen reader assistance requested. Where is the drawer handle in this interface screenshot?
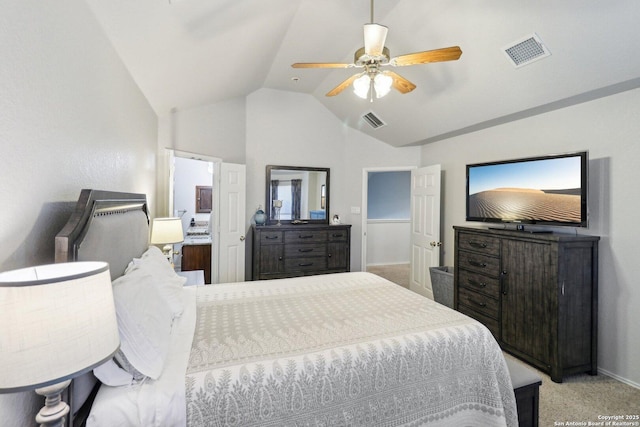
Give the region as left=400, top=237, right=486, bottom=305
left=467, top=259, right=487, bottom=268
left=298, top=248, right=314, bottom=253
left=265, top=236, right=279, bottom=240
left=469, top=241, right=487, bottom=249
left=331, top=233, right=343, bottom=238
left=468, top=279, right=487, bottom=288
left=472, top=300, right=487, bottom=308
left=298, top=262, right=313, bottom=267
left=299, top=235, right=314, bottom=239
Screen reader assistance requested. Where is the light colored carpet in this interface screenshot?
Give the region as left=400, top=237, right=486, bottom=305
left=367, top=263, right=410, bottom=289
left=503, top=353, right=640, bottom=426
left=367, top=264, right=640, bottom=425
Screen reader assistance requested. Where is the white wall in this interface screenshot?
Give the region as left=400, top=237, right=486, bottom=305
left=245, top=89, right=422, bottom=271
left=366, top=221, right=411, bottom=265
left=421, top=88, right=640, bottom=387
left=159, top=89, right=421, bottom=272
left=160, top=97, right=247, bottom=163
left=0, top=1, right=158, bottom=425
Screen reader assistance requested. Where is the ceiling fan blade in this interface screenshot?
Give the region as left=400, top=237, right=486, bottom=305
left=291, top=62, right=353, bottom=69
left=391, top=46, right=462, bottom=67
left=363, top=23, right=388, bottom=56
left=386, top=71, right=416, bottom=94
left=326, top=74, right=362, bottom=97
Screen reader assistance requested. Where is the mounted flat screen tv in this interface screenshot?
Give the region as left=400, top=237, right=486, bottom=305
left=466, top=151, right=588, bottom=228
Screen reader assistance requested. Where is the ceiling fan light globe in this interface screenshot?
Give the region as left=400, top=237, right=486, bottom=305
left=374, top=73, right=393, bottom=98
left=353, top=74, right=371, bottom=99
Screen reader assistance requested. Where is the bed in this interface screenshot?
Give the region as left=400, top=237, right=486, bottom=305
left=56, top=189, right=517, bottom=426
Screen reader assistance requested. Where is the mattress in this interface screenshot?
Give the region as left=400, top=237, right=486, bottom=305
left=185, top=272, right=517, bottom=426
left=88, top=272, right=516, bottom=426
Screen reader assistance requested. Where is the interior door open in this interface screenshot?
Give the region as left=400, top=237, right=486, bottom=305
left=218, top=162, right=246, bottom=283
left=409, top=164, right=441, bottom=299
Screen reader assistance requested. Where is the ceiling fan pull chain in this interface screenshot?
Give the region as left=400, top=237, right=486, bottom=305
left=369, top=80, right=374, bottom=103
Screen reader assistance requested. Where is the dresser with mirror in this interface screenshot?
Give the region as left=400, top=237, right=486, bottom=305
left=251, top=165, right=351, bottom=280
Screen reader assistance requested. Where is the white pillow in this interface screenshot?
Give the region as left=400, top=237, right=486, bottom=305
left=126, top=245, right=179, bottom=278
left=125, top=246, right=187, bottom=319
left=93, top=359, right=134, bottom=386
left=112, top=272, right=174, bottom=380
left=123, top=267, right=186, bottom=320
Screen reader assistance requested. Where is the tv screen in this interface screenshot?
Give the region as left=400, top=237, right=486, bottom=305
left=466, top=151, right=588, bottom=227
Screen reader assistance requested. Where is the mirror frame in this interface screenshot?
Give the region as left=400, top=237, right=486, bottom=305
left=265, top=165, right=330, bottom=225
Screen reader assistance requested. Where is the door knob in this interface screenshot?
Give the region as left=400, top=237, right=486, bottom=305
left=239, top=235, right=245, bottom=241
left=430, top=241, right=442, bottom=247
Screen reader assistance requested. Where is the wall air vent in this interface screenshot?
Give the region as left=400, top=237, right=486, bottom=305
left=503, top=33, right=551, bottom=68
left=362, top=111, right=387, bottom=129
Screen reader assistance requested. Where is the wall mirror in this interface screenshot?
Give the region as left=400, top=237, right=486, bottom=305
left=265, top=165, right=329, bottom=224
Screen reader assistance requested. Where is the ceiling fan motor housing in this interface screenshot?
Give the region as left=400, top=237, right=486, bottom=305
left=355, top=46, right=390, bottom=66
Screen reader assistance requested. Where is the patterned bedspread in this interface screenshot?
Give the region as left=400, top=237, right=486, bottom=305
left=186, top=272, right=517, bottom=426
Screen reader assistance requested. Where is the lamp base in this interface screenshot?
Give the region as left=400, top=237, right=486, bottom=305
left=35, top=379, right=71, bottom=427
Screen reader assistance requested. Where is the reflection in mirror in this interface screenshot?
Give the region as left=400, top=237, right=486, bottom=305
left=266, top=165, right=329, bottom=224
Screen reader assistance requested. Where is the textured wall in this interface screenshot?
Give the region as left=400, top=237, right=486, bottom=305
left=0, top=1, right=157, bottom=424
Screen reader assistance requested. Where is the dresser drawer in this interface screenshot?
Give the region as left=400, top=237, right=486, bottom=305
left=458, top=269, right=500, bottom=299
left=284, top=230, right=327, bottom=243
left=327, top=229, right=348, bottom=242
left=458, top=249, right=500, bottom=276
left=285, top=243, right=326, bottom=258
left=260, top=231, right=283, bottom=244
left=459, top=305, right=500, bottom=339
left=284, top=257, right=327, bottom=271
left=458, top=232, right=500, bottom=256
left=458, top=287, right=499, bottom=319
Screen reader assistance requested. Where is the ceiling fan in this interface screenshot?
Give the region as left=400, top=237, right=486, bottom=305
left=291, top=0, right=462, bottom=100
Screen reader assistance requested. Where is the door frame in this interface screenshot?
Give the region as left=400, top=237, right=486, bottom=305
left=361, top=166, right=416, bottom=271
left=167, top=149, right=222, bottom=283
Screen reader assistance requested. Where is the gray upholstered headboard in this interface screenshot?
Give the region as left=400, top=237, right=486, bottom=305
left=54, top=189, right=150, bottom=427
left=55, top=189, right=150, bottom=280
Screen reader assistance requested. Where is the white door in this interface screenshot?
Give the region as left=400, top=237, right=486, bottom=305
left=218, top=163, right=246, bottom=283
left=409, top=165, right=441, bottom=298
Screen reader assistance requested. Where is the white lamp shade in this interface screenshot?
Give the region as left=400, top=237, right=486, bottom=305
left=150, top=217, right=184, bottom=245
left=374, top=72, right=393, bottom=98
left=0, top=262, right=119, bottom=392
left=353, top=74, right=371, bottom=99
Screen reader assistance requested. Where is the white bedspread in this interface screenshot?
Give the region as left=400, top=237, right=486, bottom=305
left=185, top=272, right=517, bottom=426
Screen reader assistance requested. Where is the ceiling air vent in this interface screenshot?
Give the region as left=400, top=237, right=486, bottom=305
left=503, top=33, right=551, bottom=68
left=362, top=111, right=387, bottom=129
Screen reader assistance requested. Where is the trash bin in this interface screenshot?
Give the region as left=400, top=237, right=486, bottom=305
left=429, top=266, right=454, bottom=308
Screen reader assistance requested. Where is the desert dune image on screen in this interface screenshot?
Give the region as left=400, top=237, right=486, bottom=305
left=468, top=157, right=582, bottom=223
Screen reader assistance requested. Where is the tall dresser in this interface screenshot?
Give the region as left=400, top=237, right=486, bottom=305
left=453, top=226, right=599, bottom=383
left=252, top=224, right=351, bottom=280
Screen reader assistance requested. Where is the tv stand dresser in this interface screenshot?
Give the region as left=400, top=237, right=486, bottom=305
left=453, top=226, right=599, bottom=383
left=252, top=224, right=351, bottom=280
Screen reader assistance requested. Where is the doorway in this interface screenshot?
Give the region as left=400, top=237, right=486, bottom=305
left=361, top=167, right=415, bottom=288
left=169, top=150, right=221, bottom=284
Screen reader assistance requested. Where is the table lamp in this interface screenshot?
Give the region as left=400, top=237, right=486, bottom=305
left=150, top=217, right=184, bottom=262
left=0, top=261, right=119, bottom=427
left=273, top=200, right=283, bottom=226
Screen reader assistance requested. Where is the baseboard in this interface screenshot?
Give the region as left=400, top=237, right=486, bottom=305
left=598, top=367, right=640, bottom=390
left=366, top=262, right=410, bottom=267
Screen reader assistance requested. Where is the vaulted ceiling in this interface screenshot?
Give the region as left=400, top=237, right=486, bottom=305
left=85, top=0, right=640, bottom=147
